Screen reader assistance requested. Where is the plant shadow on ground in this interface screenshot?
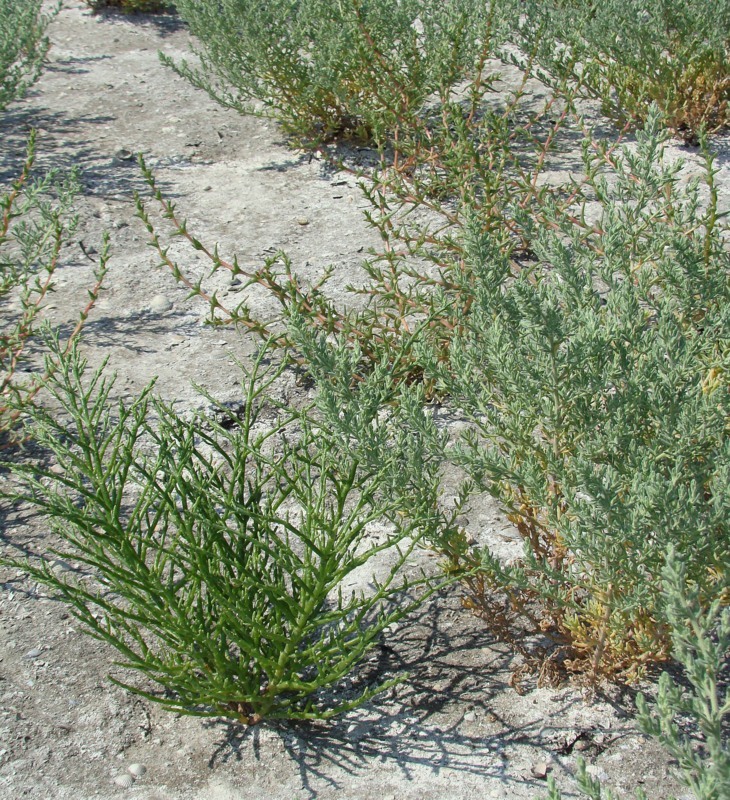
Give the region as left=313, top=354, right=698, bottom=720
left=64, top=309, right=197, bottom=351
left=203, top=588, right=643, bottom=800
left=0, top=517, right=47, bottom=580
left=0, top=443, right=61, bottom=571
left=0, top=106, right=157, bottom=199
left=83, top=7, right=187, bottom=38
left=699, top=134, right=730, bottom=170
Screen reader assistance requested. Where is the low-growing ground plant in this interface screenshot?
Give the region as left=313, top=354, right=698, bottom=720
left=0, top=131, right=107, bottom=444
left=166, top=0, right=516, bottom=144
left=635, top=552, right=730, bottom=800
left=0, top=0, right=56, bottom=110
left=2, top=338, right=448, bottom=723
left=128, top=0, right=729, bottom=692
left=525, top=0, right=730, bottom=141
left=162, top=0, right=730, bottom=146
left=411, top=109, right=730, bottom=678
left=0, top=0, right=105, bottom=444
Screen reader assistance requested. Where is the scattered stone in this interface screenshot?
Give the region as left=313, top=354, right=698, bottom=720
left=296, top=216, right=310, bottom=226
left=531, top=761, right=550, bottom=779
left=164, top=336, right=186, bottom=351
left=114, top=148, right=135, bottom=162
left=149, top=295, right=173, bottom=313
left=127, top=763, right=146, bottom=777
left=113, top=773, right=135, bottom=788
left=463, top=711, right=476, bottom=722
left=586, top=764, right=609, bottom=782
left=23, top=648, right=42, bottom=660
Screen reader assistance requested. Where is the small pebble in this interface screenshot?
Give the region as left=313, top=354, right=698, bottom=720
left=113, top=773, right=135, bottom=788
left=128, top=763, right=146, bottom=777
left=296, top=216, right=309, bottom=226
left=586, top=765, right=609, bottom=782
left=23, top=648, right=42, bottom=659
left=531, top=761, right=549, bottom=779
left=149, top=295, right=173, bottom=313
left=463, top=711, right=476, bottom=722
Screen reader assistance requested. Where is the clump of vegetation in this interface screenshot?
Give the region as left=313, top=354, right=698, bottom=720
left=0, top=0, right=56, bottom=110
left=526, top=0, right=730, bottom=141
left=411, top=110, right=729, bottom=678
left=635, top=552, right=730, bottom=800
left=166, top=0, right=515, bottom=143
left=142, top=25, right=730, bottom=682
left=164, top=0, right=729, bottom=146
left=3, top=17, right=726, bottom=800
left=137, top=42, right=588, bottom=386
left=3, top=340, right=447, bottom=723
left=0, top=1, right=106, bottom=444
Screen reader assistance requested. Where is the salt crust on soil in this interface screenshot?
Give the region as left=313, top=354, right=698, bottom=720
left=1, top=3, right=728, bottom=799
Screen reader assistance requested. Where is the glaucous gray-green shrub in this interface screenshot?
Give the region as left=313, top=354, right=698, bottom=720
left=280, top=106, right=730, bottom=680
left=524, top=0, right=730, bottom=140
left=0, top=0, right=55, bottom=111
left=3, top=339, right=446, bottom=723
left=165, top=0, right=516, bottom=143
left=635, top=551, right=730, bottom=800
left=414, top=108, right=729, bottom=677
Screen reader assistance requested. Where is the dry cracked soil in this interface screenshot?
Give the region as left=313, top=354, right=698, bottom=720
left=1, top=3, right=728, bottom=799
